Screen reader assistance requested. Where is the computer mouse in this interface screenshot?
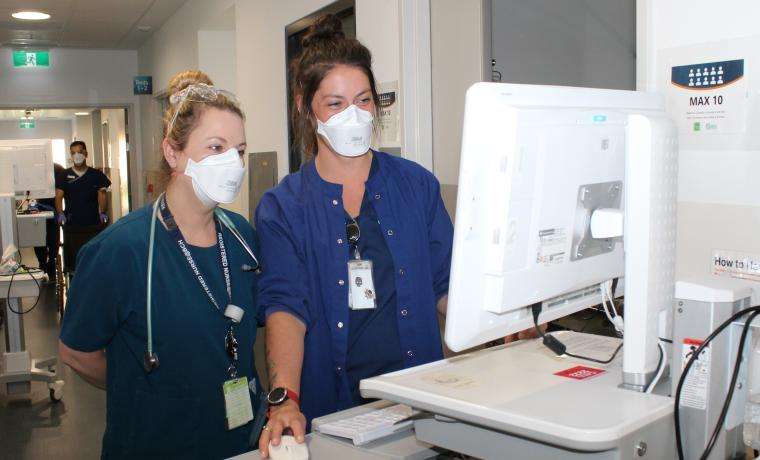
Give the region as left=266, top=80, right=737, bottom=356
left=268, top=435, right=309, bottom=460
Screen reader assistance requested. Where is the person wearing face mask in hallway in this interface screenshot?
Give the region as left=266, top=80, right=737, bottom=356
left=58, top=70, right=264, bottom=459
left=55, top=140, right=111, bottom=227
left=255, top=15, right=454, bottom=457
left=55, top=141, right=111, bottom=273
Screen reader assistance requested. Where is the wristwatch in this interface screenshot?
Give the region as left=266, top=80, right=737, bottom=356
left=267, top=387, right=300, bottom=407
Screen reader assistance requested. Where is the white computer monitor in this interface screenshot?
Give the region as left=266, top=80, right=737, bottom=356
left=444, top=83, right=673, bottom=353
left=0, top=139, right=55, bottom=199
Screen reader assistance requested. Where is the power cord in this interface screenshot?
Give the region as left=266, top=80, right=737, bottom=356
left=531, top=303, right=623, bottom=364
left=674, top=305, right=760, bottom=460
left=4, top=264, right=43, bottom=315
left=645, top=340, right=667, bottom=394
left=601, top=279, right=624, bottom=335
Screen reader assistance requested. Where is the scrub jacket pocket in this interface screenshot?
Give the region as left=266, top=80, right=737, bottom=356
left=126, top=390, right=201, bottom=458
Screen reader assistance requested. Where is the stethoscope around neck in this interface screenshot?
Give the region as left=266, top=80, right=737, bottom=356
left=143, top=194, right=262, bottom=372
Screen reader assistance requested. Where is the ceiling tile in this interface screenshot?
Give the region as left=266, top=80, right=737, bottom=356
left=61, top=19, right=133, bottom=47
left=71, top=0, right=152, bottom=23
left=0, top=0, right=189, bottom=49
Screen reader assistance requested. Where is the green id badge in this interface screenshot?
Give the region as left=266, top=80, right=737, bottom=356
left=223, top=377, right=254, bottom=430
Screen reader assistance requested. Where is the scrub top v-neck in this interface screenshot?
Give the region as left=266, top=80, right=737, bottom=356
left=60, top=203, right=262, bottom=460
left=56, top=166, right=111, bottom=227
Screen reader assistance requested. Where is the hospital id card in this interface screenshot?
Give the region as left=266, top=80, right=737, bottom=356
left=223, top=377, right=254, bottom=430
left=348, top=259, right=377, bottom=310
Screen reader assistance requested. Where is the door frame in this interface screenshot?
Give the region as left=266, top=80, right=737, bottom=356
left=0, top=102, right=141, bottom=213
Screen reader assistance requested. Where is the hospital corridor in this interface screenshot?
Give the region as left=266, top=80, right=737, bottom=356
left=1, top=1, right=760, bottom=459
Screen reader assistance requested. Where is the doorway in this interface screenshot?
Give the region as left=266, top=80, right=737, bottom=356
left=284, top=0, right=356, bottom=173
left=0, top=106, right=134, bottom=221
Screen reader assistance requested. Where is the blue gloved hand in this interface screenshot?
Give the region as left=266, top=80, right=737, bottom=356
left=56, top=213, right=66, bottom=226
left=99, top=212, right=109, bottom=224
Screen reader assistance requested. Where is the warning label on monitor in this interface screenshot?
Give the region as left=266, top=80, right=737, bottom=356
left=536, top=228, right=567, bottom=266
left=681, top=338, right=710, bottom=410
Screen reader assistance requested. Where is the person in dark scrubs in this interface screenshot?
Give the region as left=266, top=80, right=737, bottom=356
left=55, top=140, right=111, bottom=227
left=58, top=70, right=263, bottom=460
left=55, top=141, right=111, bottom=273
left=255, top=15, right=454, bottom=458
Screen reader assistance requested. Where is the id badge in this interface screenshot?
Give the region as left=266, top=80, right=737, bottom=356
left=348, top=259, right=377, bottom=310
left=222, top=376, right=254, bottom=430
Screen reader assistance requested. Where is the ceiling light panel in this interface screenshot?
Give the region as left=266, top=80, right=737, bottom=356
left=12, top=11, right=50, bottom=20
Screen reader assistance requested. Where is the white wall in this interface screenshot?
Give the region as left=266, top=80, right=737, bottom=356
left=0, top=47, right=144, bottom=210
left=0, top=48, right=138, bottom=107
left=198, top=30, right=237, bottom=92
left=73, top=115, right=95, bottom=162
left=138, top=0, right=236, bottom=91
left=138, top=0, right=238, bottom=211
left=100, top=109, right=129, bottom=219
left=0, top=119, right=72, bottom=144
left=430, top=0, right=487, bottom=219
left=236, top=0, right=402, bottom=218
left=638, top=0, right=760, bottom=287
left=355, top=1, right=399, bottom=85
left=139, top=0, right=403, bottom=219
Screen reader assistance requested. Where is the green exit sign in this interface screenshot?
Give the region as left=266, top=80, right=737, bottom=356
left=13, top=50, right=50, bottom=68
left=19, top=119, right=35, bottom=129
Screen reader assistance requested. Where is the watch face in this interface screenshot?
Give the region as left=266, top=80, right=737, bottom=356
left=268, top=387, right=287, bottom=405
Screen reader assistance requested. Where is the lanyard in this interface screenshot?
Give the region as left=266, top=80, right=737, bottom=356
left=158, top=194, right=239, bottom=377
left=159, top=194, right=231, bottom=309
left=346, top=216, right=361, bottom=260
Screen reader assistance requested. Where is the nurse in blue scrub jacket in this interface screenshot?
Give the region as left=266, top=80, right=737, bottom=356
left=58, top=70, right=263, bottom=460
left=255, top=15, right=454, bottom=457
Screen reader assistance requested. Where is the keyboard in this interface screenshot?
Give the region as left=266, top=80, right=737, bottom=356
left=315, top=404, right=419, bottom=445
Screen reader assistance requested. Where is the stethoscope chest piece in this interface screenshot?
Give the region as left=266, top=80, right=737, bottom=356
left=143, top=350, right=160, bottom=372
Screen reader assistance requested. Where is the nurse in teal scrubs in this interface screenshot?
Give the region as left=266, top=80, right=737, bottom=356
left=58, top=70, right=262, bottom=459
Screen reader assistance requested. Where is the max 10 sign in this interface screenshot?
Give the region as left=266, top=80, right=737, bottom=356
left=668, top=59, right=747, bottom=135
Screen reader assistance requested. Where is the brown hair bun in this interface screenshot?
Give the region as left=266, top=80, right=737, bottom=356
left=167, top=70, right=214, bottom=99
left=301, top=14, right=345, bottom=48
left=289, top=14, right=379, bottom=160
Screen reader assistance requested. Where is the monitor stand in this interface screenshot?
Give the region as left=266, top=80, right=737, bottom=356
left=360, top=331, right=674, bottom=459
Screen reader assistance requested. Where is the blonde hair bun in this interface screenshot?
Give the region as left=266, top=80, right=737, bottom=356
left=168, top=70, right=214, bottom=98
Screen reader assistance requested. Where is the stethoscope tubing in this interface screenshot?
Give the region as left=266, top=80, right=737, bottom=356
left=144, top=194, right=260, bottom=371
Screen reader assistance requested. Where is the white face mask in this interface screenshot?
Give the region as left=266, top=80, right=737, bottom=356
left=72, top=153, right=86, bottom=166
left=316, top=104, right=373, bottom=157
left=184, top=147, right=245, bottom=207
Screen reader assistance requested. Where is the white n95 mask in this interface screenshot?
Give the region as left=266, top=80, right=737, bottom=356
left=316, top=105, right=373, bottom=157
left=184, top=147, right=245, bottom=207
left=72, top=153, right=86, bottom=166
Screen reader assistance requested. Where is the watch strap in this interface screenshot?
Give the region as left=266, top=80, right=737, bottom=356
left=286, top=388, right=300, bottom=407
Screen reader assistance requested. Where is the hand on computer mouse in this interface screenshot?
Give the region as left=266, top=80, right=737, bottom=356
left=267, top=435, right=309, bottom=460
left=259, top=399, right=306, bottom=458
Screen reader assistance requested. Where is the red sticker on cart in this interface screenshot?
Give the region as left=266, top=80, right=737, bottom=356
left=554, top=365, right=606, bottom=380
